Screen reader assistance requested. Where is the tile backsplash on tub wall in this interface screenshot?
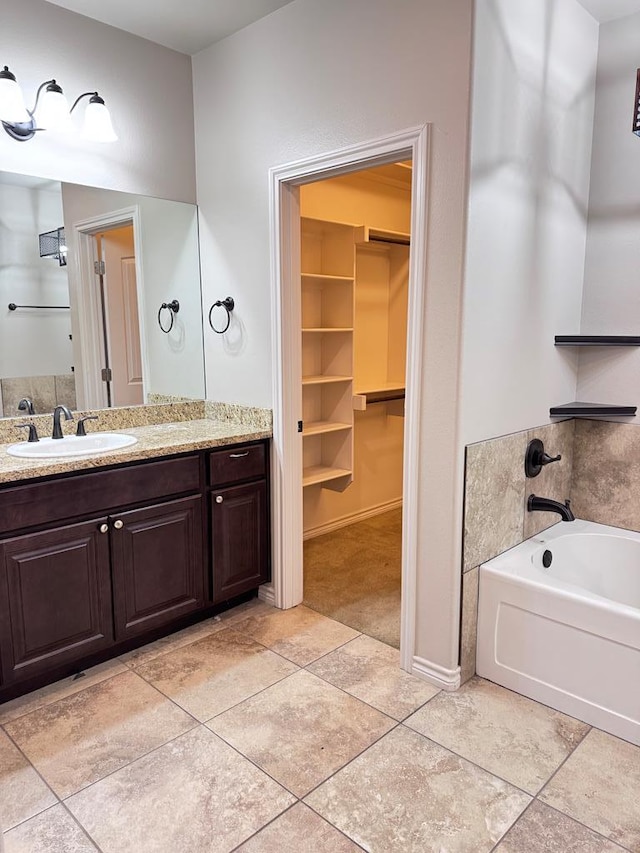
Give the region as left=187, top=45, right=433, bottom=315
left=460, top=418, right=575, bottom=683
left=571, top=420, right=640, bottom=532
left=463, top=419, right=575, bottom=573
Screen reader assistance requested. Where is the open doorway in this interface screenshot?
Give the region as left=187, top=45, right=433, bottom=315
left=269, top=126, right=432, bottom=674
left=300, top=162, right=411, bottom=648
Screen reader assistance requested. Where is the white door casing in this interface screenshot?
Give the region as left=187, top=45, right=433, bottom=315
left=268, top=126, right=449, bottom=679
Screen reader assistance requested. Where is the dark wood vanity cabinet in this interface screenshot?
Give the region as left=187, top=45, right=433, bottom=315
left=0, top=440, right=270, bottom=700
left=209, top=443, right=270, bottom=603
left=0, top=519, right=113, bottom=684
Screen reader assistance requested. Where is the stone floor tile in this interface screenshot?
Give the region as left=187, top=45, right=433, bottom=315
left=232, top=604, right=359, bottom=666
left=0, top=729, right=57, bottom=830
left=208, top=669, right=394, bottom=797
left=236, top=803, right=364, bottom=852
left=118, top=615, right=226, bottom=668
left=308, top=634, right=440, bottom=720
left=405, top=677, right=589, bottom=794
left=0, top=659, right=127, bottom=726
left=3, top=804, right=98, bottom=852
left=66, top=726, right=295, bottom=853
left=539, top=728, right=640, bottom=851
left=135, top=627, right=298, bottom=721
left=4, top=670, right=195, bottom=798
left=494, top=800, right=628, bottom=852
left=305, top=725, right=531, bottom=852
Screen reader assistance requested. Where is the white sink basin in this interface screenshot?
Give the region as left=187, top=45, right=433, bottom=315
left=6, top=433, right=138, bottom=459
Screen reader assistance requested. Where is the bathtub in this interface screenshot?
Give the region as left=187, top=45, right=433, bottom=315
left=476, top=519, right=640, bottom=745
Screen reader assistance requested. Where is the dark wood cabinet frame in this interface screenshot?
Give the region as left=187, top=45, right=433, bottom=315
left=0, top=440, right=270, bottom=703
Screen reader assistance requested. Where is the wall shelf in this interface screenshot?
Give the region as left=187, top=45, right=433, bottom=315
left=302, top=327, right=354, bottom=333
left=303, top=465, right=352, bottom=487
left=355, top=225, right=410, bottom=246
left=555, top=335, right=640, bottom=346
left=303, top=421, right=352, bottom=436
left=302, top=374, right=352, bottom=386
left=550, top=402, right=637, bottom=417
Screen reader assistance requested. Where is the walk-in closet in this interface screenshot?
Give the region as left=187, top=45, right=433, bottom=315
left=300, top=162, right=411, bottom=648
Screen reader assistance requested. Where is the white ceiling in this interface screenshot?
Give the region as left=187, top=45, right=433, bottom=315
left=42, top=0, right=296, bottom=55
left=575, top=0, right=640, bottom=22
left=41, top=0, right=640, bottom=56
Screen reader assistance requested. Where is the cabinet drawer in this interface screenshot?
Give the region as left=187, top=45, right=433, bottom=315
left=0, top=455, right=201, bottom=535
left=209, top=443, right=266, bottom=486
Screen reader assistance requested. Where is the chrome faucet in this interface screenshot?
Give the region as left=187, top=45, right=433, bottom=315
left=527, top=494, right=575, bottom=522
left=52, top=405, right=74, bottom=439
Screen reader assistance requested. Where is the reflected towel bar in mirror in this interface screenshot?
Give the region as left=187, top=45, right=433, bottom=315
left=8, top=302, right=70, bottom=310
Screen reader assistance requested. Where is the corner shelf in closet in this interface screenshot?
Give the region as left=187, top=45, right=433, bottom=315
left=551, top=334, right=639, bottom=418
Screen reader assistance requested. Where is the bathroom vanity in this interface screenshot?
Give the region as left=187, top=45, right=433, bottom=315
left=0, top=428, right=271, bottom=703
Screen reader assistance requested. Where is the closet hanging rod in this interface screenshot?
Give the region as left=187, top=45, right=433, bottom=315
left=8, top=303, right=70, bottom=311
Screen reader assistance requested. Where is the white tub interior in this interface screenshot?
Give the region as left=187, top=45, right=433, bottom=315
left=476, top=520, right=640, bottom=746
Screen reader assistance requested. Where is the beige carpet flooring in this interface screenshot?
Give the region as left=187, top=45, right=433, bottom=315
left=303, top=508, right=402, bottom=648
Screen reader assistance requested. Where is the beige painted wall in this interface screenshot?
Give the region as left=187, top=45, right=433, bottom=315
left=194, top=0, right=473, bottom=676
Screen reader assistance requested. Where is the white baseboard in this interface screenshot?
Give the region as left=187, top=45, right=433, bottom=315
left=303, top=498, right=402, bottom=540
left=412, top=655, right=461, bottom=692
left=258, top=583, right=276, bottom=607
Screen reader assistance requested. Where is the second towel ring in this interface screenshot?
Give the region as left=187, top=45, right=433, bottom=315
left=208, top=297, right=235, bottom=334
left=157, top=299, right=180, bottom=333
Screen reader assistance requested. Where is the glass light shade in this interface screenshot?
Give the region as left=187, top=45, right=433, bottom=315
left=0, top=71, right=28, bottom=122
left=82, top=99, right=117, bottom=142
left=35, top=88, right=72, bottom=131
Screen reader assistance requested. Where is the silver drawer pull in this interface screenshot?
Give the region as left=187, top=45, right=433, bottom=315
left=99, top=523, right=109, bottom=534
left=229, top=452, right=250, bottom=458
left=215, top=495, right=224, bottom=504
left=113, top=519, right=124, bottom=530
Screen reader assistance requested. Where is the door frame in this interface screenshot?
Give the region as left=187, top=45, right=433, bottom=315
left=268, top=126, right=430, bottom=673
left=69, top=207, right=148, bottom=410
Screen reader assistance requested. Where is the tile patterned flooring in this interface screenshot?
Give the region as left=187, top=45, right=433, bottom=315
left=0, top=599, right=638, bottom=853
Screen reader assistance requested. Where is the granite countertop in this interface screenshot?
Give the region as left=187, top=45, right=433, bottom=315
left=0, top=419, right=272, bottom=485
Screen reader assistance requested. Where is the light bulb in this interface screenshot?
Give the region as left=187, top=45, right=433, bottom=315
left=0, top=66, right=28, bottom=123
left=82, top=93, right=117, bottom=142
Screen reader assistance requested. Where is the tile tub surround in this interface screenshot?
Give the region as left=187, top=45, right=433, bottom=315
left=460, top=419, right=574, bottom=683
left=2, top=599, right=639, bottom=853
left=571, top=419, right=640, bottom=532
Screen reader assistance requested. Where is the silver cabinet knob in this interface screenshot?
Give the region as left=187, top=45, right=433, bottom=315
left=99, top=523, right=109, bottom=534
left=113, top=519, right=124, bottom=529
left=215, top=495, right=224, bottom=504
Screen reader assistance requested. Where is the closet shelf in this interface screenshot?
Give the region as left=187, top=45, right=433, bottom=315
left=550, top=402, right=637, bottom=417
left=302, top=374, right=352, bottom=386
left=303, top=465, right=352, bottom=487
left=302, top=327, right=353, bottom=333
left=555, top=335, right=640, bottom=346
left=355, top=383, right=405, bottom=404
left=303, top=421, right=352, bottom=436
left=355, top=225, right=410, bottom=246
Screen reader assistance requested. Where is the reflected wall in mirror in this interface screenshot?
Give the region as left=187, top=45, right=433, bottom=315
left=0, top=171, right=205, bottom=418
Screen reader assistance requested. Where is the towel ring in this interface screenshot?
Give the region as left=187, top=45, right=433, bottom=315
left=157, top=299, right=180, bottom=333
left=208, top=296, right=235, bottom=334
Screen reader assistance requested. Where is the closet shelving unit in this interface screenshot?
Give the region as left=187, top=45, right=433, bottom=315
left=301, top=218, right=356, bottom=491
left=550, top=335, right=639, bottom=418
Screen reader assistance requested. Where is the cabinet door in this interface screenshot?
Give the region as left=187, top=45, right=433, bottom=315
left=211, top=481, right=269, bottom=603
left=111, top=495, right=204, bottom=641
left=0, top=519, right=113, bottom=685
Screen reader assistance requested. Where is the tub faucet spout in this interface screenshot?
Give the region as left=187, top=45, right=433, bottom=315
left=527, top=494, right=575, bottom=522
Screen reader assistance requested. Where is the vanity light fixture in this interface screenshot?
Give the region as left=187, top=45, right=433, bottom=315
left=0, top=65, right=117, bottom=143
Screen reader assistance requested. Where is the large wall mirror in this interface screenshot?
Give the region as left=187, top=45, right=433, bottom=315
left=0, top=171, right=205, bottom=418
